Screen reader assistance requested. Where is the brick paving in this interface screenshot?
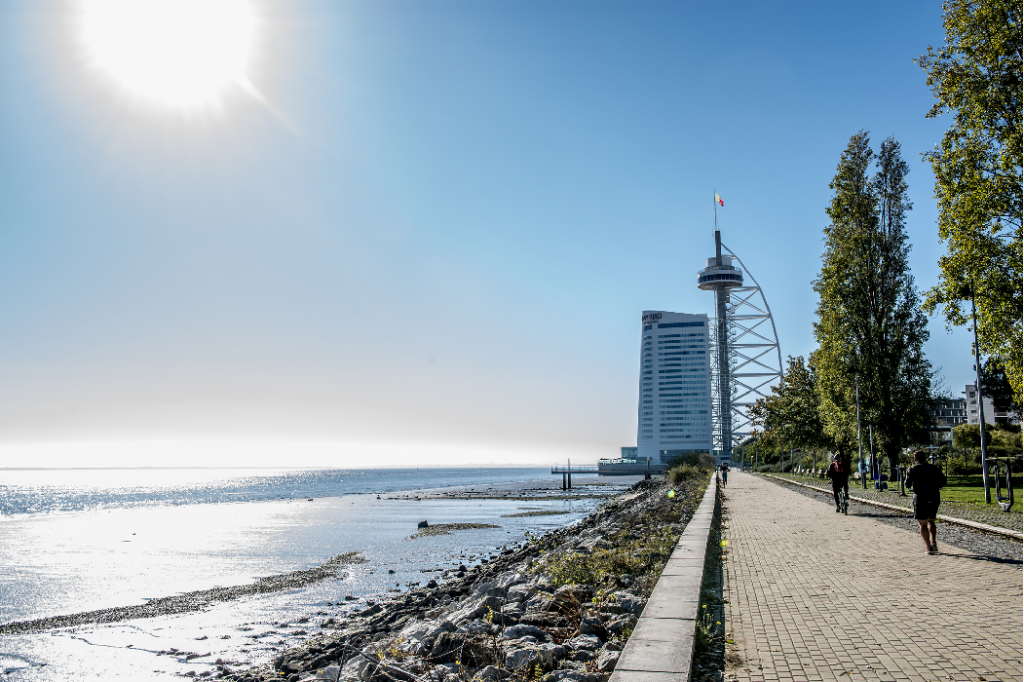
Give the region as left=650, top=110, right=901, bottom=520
left=722, top=471, right=1023, bottom=682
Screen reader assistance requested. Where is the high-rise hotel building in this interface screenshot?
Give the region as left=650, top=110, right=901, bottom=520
left=636, top=311, right=713, bottom=465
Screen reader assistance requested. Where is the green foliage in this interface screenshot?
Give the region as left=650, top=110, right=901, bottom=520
left=916, top=0, right=1022, bottom=404
left=814, top=132, right=933, bottom=473
left=540, top=524, right=679, bottom=589
left=665, top=451, right=716, bottom=469
left=667, top=464, right=709, bottom=485
left=952, top=422, right=1024, bottom=450
left=749, top=355, right=829, bottom=453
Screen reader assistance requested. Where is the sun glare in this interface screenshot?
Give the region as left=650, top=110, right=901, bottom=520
left=77, top=0, right=258, bottom=114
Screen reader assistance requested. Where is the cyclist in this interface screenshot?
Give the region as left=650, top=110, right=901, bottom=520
left=826, top=453, right=850, bottom=513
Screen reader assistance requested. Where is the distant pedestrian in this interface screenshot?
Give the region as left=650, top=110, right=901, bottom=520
left=720, top=462, right=729, bottom=486
left=826, top=454, right=850, bottom=513
left=904, top=450, right=947, bottom=554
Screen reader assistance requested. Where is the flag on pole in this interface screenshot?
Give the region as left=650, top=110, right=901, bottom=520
left=715, top=193, right=724, bottom=207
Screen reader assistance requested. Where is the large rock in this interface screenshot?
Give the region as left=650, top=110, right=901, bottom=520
left=606, top=614, right=637, bottom=635
left=552, top=584, right=594, bottom=607
left=564, top=635, right=602, bottom=652
left=541, top=671, right=600, bottom=682
left=506, top=584, right=536, bottom=603
left=427, top=632, right=495, bottom=668
left=445, top=596, right=503, bottom=627
left=500, top=624, right=550, bottom=642
left=502, top=643, right=567, bottom=671
left=594, top=649, right=620, bottom=673
left=499, top=602, right=524, bottom=625
left=396, top=618, right=457, bottom=655
left=578, top=616, right=605, bottom=638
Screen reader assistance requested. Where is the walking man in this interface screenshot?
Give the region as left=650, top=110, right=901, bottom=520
left=719, top=462, right=729, bottom=486
left=905, top=450, right=947, bottom=554
left=826, top=454, right=850, bottom=512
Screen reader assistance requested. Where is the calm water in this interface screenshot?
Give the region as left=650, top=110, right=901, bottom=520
left=0, top=467, right=553, bottom=517
left=0, top=467, right=634, bottom=681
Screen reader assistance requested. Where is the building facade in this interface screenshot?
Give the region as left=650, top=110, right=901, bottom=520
left=930, top=397, right=968, bottom=443
left=636, top=311, right=712, bottom=465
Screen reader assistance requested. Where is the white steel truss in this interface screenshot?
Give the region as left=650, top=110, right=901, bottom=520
left=710, top=243, right=783, bottom=454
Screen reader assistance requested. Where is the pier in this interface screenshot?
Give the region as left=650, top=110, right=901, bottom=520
left=550, top=465, right=598, bottom=490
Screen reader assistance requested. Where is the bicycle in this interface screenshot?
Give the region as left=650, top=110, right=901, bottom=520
left=836, top=485, right=849, bottom=515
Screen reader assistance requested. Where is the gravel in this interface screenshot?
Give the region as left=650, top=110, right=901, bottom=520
left=761, top=475, right=1023, bottom=564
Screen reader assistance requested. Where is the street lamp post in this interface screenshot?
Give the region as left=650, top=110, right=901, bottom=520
left=856, top=373, right=866, bottom=489
left=971, top=288, right=991, bottom=503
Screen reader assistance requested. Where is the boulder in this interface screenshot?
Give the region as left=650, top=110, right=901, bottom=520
left=500, top=624, right=550, bottom=642
left=506, top=584, right=536, bottom=603
left=541, top=671, right=600, bottom=682
left=502, top=642, right=567, bottom=671
left=474, top=665, right=506, bottom=681
left=606, top=615, right=637, bottom=635
left=564, top=635, right=602, bottom=652
left=552, top=584, right=594, bottom=605
left=594, top=649, right=620, bottom=673
left=578, top=616, right=605, bottom=638
left=427, top=632, right=494, bottom=667
left=445, top=595, right=503, bottom=627
left=418, top=521, right=429, bottom=529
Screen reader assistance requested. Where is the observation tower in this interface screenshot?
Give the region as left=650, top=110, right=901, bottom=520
left=697, top=231, right=783, bottom=463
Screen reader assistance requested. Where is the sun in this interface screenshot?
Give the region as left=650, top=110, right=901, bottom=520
left=77, top=0, right=258, bottom=114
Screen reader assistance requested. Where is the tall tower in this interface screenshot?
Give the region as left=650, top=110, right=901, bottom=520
left=697, top=231, right=783, bottom=464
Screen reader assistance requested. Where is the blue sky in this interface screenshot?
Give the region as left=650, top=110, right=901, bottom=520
left=0, top=0, right=975, bottom=467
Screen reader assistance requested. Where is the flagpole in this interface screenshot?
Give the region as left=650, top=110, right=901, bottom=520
left=713, top=188, right=718, bottom=230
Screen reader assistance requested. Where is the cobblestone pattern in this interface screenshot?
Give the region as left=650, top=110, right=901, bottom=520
left=761, top=475, right=1022, bottom=563
left=768, top=472, right=1022, bottom=532
left=721, top=471, right=1023, bottom=682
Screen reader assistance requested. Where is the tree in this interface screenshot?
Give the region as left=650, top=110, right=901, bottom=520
left=814, top=132, right=934, bottom=478
left=749, top=355, right=829, bottom=456
left=917, top=0, right=1023, bottom=404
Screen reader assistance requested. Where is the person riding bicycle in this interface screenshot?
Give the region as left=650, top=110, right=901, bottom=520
left=826, top=453, right=850, bottom=513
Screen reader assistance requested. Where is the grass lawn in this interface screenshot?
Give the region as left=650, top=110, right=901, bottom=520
left=764, top=471, right=1021, bottom=508
left=940, top=474, right=1022, bottom=506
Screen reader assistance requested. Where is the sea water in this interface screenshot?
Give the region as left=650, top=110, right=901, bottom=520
left=0, top=467, right=633, bottom=680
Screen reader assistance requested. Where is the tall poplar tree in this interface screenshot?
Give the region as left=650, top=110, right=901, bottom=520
left=917, top=0, right=1022, bottom=403
left=814, top=133, right=933, bottom=477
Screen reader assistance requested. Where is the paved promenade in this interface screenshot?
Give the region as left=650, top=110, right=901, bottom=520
left=722, top=471, right=1022, bottom=682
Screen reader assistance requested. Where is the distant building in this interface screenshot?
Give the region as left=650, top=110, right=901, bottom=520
left=620, top=447, right=638, bottom=460
left=636, top=311, right=712, bottom=465
left=930, top=397, right=967, bottom=443
left=964, top=384, right=1018, bottom=425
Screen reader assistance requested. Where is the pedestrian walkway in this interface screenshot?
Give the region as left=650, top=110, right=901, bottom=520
left=722, top=471, right=1023, bottom=682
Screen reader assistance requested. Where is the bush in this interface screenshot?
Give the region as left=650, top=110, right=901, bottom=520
left=666, top=451, right=717, bottom=469
left=542, top=524, right=679, bottom=588
left=667, top=464, right=709, bottom=485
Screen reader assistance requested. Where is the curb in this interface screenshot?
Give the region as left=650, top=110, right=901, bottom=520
left=761, top=473, right=1023, bottom=541
left=609, top=472, right=718, bottom=682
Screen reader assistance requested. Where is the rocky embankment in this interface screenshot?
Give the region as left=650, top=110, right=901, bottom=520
left=222, top=477, right=707, bottom=682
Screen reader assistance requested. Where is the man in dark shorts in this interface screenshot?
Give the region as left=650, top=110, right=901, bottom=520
left=825, top=453, right=850, bottom=512
left=904, top=450, right=947, bottom=554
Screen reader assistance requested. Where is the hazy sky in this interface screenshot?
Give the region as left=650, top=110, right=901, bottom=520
left=0, top=0, right=975, bottom=468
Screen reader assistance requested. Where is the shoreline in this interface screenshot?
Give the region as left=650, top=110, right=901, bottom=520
left=2, top=473, right=649, bottom=679
left=0, top=553, right=367, bottom=636
left=227, top=476, right=709, bottom=682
